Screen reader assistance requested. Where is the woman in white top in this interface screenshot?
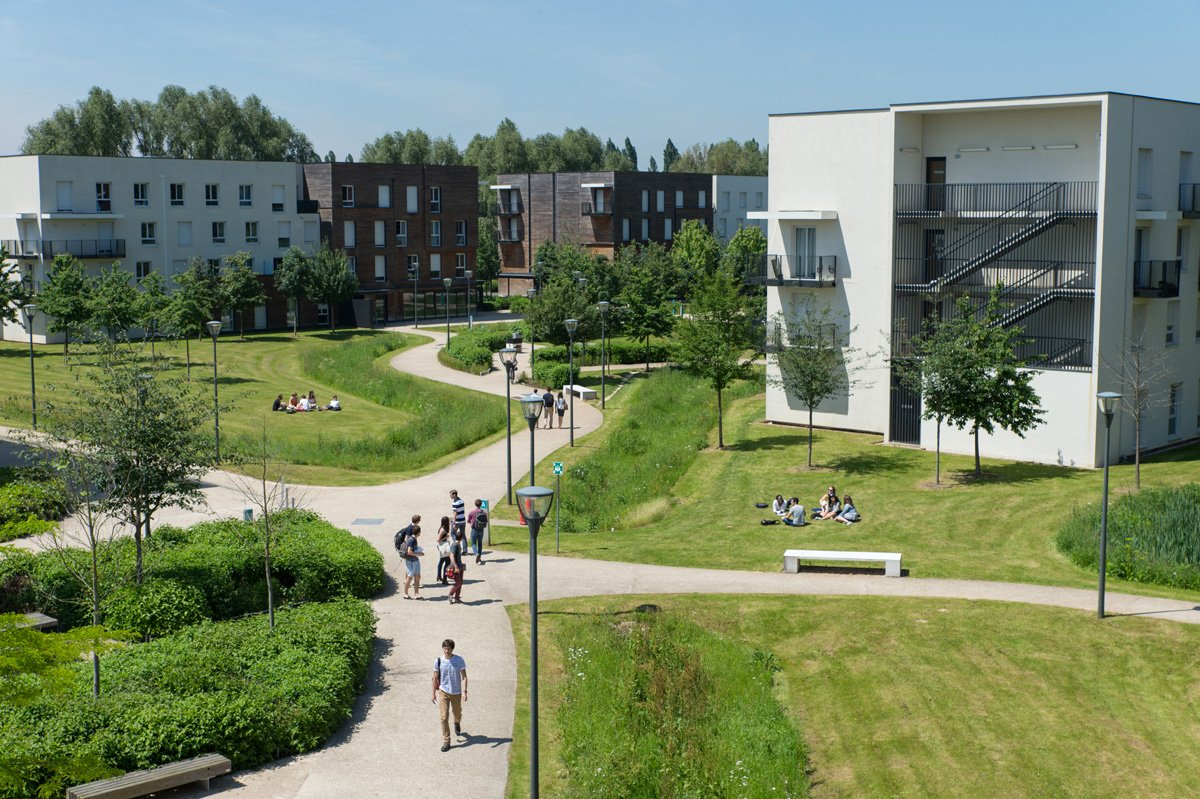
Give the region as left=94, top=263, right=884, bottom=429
left=555, top=392, right=567, bottom=428
left=772, top=495, right=787, bottom=516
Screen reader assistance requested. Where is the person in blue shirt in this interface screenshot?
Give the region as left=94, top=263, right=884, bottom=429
left=431, top=639, right=469, bottom=751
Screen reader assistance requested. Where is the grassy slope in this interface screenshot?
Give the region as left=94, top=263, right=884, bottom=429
left=508, top=595, right=1200, bottom=799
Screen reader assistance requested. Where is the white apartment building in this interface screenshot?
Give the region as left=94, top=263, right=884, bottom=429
left=754, top=93, right=1200, bottom=468
left=0, top=155, right=320, bottom=342
left=712, top=175, right=767, bottom=243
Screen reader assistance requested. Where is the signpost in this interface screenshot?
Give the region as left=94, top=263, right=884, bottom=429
left=552, top=462, right=563, bottom=553
left=481, top=498, right=491, bottom=545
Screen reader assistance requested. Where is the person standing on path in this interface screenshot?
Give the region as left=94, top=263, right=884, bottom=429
left=435, top=516, right=452, bottom=585
left=448, top=527, right=467, bottom=604
left=542, top=388, right=555, bottom=428
left=466, top=498, right=487, bottom=564
left=401, top=524, right=423, bottom=599
left=450, top=489, right=466, bottom=538
left=555, top=391, right=566, bottom=428
left=432, top=639, right=468, bottom=751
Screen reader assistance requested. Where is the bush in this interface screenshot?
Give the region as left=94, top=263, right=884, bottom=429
left=531, top=361, right=579, bottom=391
left=443, top=323, right=526, bottom=374
left=532, top=338, right=676, bottom=368
left=0, top=517, right=57, bottom=544
left=102, top=579, right=209, bottom=639
left=508, top=296, right=531, bottom=314
left=1056, top=484, right=1200, bottom=591
left=0, top=479, right=70, bottom=527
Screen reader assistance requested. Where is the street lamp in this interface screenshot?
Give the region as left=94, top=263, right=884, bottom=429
left=515, top=483, right=555, bottom=799
left=410, top=265, right=420, bottom=327
left=597, top=301, right=610, bottom=410
left=464, top=269, right=474, bottom=329
left=22, top=304, right=37, bottom=430
left=442, top=276, right=453, bottom=349
left=520, top=393, right=543, bottom=485
left=1096, top=391, right=1121, bottom=619
left=525, top=287, right=537, bottom=365
left=207, top=320, right=222, bottom=462
left=501, top=346, right=518, bottom=504
left=564, top=318, right=578, bottom=446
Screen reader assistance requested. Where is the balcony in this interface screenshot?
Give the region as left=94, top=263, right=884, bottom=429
left=497, top=229, right=523, bottom=243
left=1133, top=259, right=1181, bottom=298
left=495, top=202, right=521, bottom=216
left=747, top=254, right=837, bottom=287
left=297, top=199, right=319, bottom=214
left=2, top=239, right=126, bottom=259
left=895, top=181, right=1097, bottom=217
left=581, top=202, right=612, bottom=216
left=1180, top=184, right=1200, bottom=218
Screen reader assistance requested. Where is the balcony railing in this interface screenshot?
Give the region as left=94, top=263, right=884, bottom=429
left=497, top=229, right=523, bottom=243
left=581, top=202, right=612, bottom=216
left=494, top=201, right=521, bottom=216
left=1180, top=184, right=1200, bottom=216
left=297, top=199, right=319, bottom=214
left=747, top=254, right=837, bottom=287
left=895, top=182, right=1097, bottom=216
left=2, top=239, right=126, bottom=259
left=1133, top=259, right=1181, bottom=298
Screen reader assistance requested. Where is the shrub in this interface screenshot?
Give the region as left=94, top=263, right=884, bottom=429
left=508, top=296, right=531, bottom=314
left=0, top=517, right=57, bottom=544
left=443, top=324, right=526, bottom=374
left=531, top=361, right=579, bottom=391
left=0, top=479, right=70, bottom=527
left=532, top=338, right=676, bottom=368
left=102, top=579, right=209, bottom=639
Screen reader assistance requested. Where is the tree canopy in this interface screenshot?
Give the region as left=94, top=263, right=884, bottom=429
left=670, top=138, right=768, bottom=176
left=304, top=243, right=358, bottom=331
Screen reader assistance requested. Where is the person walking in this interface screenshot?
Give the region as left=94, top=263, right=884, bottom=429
left=448, top=527, right=467, bottom=604
left=432, top=639, right=468, bottom=751
left=555, top=391, right=567, bottom=428
left=466, top=498, right=488, bottom=564
left=400, top=524, right=423, bottom=599
left=435, top=516, right=452, bottom=584
left=450, top=489, right=466, bottom=538
left=542, top=388, right=555, bottom=428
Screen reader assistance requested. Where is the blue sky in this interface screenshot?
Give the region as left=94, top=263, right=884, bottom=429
left=2, top=0, right=1198, bottom=161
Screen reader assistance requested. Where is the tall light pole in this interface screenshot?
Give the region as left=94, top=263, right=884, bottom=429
left=520, top=393, right=544, bottom=486
left=465, top=269, right=474, bottom=329
left=22, top=304, right=37, bottom=430
left=207, top=320, right=222, bottom=462
left=1096, top=391, right=1121, bottom=619
left=564, top=318, right=578, bottom=446
left=501, top=346, right=518, bottom=504
left=597, top=301, right=610, bottom=410
left=515, top=483, right=554, bottom=799
left=411, top=267, right=419, bottom=327
left=442, top=276, right=453, bottom=349
left=525, top=287, right=537, bottom=367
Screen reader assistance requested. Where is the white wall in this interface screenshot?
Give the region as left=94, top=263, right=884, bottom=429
left=712, top=175, right=767, bottom=242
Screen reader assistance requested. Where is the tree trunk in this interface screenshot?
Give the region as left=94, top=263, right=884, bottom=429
left=63, top=330, right=70, bottom=357
left=185, top=336, right=191, bottom=381
left=935, top=418, right=942, bottom=485
left=645, top=337, right=651, bottom=372
left=292, top=299, right=298, bottom=338
left=239, top=309, right=245, bottom=341
left=973, top=426, right=982, bottom=476
left=265, top=534, right=275, bottom=630
left=716, top=387, right=725, bottom=448
left=134, top=513, right=144, bottom=586
left=1134, top=417, right=1142, bottom=490
left=329, top=310, right=336, bottom=332
left=807, top=405, right=814, bottom=468
left=91, top=544, right=101, bottom=698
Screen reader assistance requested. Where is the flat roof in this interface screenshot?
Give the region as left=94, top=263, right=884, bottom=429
left=769, top=91, right=1200, bottom=118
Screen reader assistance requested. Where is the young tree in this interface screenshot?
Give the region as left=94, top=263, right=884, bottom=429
left=134, top=269, right=170, bottom=357
left=324, top=150, right=336, bottom=163
left=648, top=155, right=659, bottom=172
left=722, top=224, right=768, bottom=285
left=523, top=270, right=597, bottom=346
left=675, top=265, right=755, bottom=448
left=221, top=251, right=266, bottom=339
left=622, top=137, right=638, bottom=170
left=768, top=297, right=866, bottom=467
left=87, top=263, right=138, bottom=339
left=35, top=253, right=92, bottom=354
left=475, top=227, right=500, bottom=289
left=1101, top=331, right=1172, bottom=489
left=275, top=246, right=312, bottom=336
left=616, top=244, right=676, bottom=370
left=662, top=139, right=680, bottom=172
left=0, top=246, right=31, bottom=326
left=168, top=257, right=223, bottom=377
left=670, top=219, right=721, bottom=295
left=304, top=242, right=359, bottom=331
left=231, top=426, right=292, bottom=629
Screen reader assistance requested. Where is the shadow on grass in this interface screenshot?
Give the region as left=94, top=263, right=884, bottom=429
left=946, top=460, right=1091, bottom=486
left=825, top=449, right=919, bottom=476
left=309, top=330, right=381, bottom=342
left=729, top=433, right=806, bottom=453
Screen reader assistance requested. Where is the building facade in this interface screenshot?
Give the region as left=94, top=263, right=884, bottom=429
left=755, top=93, right=1200, bottom=468
left=492, top=170, right=713, bottom=294
left=712, top=175, right=768, bottom=243
left=301, top=163, right=479, bottom=326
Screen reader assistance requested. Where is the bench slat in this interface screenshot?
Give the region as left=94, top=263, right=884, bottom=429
left=68, top=754, right=231, bottom=799
left=783, top=549, right=902, bottom=578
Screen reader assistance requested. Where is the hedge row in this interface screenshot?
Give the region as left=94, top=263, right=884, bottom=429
left=0, top=599, right=376, bottom=796
left=0, top=469, right=70, bottom=543
left=444, top=324, right=524, bottom=373
left=533, top=338, right=677, bottom=368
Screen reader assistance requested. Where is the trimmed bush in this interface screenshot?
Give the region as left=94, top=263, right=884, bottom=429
left=0, top=470, right=70, bottom=543
left=102, top=579, right=209, bottom=640
left=443, top=323, right=527, bottom=375
left=531, top=361, right=579, bottom=391
left=532, top=338, right=676, bottom=368
left=508, top=296, right=531, bottom=314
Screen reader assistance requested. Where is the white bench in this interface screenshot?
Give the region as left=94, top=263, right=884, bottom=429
left=783, top=549, right=902, bottom=577
left=563, top=384, right=597, bottom=400
left=68, top=753, right=231, bottom=798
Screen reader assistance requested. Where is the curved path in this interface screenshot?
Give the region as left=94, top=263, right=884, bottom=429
left=7, top=326, right=1200, bottom=799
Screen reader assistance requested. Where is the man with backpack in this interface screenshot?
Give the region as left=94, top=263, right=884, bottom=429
left=466, top=498, right=488, bottom=564
left=395, top=515, right=423, bottom=599
left=432, top=639, right=468, bottom=751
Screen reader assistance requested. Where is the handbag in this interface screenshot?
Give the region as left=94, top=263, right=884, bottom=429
left=437, top=541, right=451, bottom=558
left=445, top=565, right=457, bottom=581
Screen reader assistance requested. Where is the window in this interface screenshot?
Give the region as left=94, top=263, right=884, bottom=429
left=141, top=222, right=156, bottom=244
left=1167, top=300, right=1179, bottom=345
left=245, top=221, right=259, bottom=243
left=1137, top=149, right=1153, bottom=197
left=755, top=192, right=764, bottom=209
left=407, top=186, right=419, bottom=213
left=239, top=184, right=253, bottom=206
left=343, top=221, right=356, bottom=248
left=698, top=190, right=707, bottom=209
left=431, top=220, right=442, bottom=247
left=717, top=218, right=727, bottom=237
left=456, top=253, right=467, bottom=273
left=56, top=181, right=73, bottom=211
left=304, top=220, right=318, bottom=243
left=1168, top=383, right=1180, bottom=437
left=208, top=259, right=221, bottom=270
left=317, top=303, right=329, bottom=325
left=738, top=192, right=747, bottom=209
left=430, top=253, right=441, bottom=276
left=407, top=254, right=420, bottom=278
left=170, top=183, right=185, bottom=206
left=277, top=221, right=291, bottom=248
left=664, top=219, right=673, bottom=240
left=374, top=220, right=386, bottom=247
left=720, top=191, right=730, bottom=211
left=675, top=190, right=684, bottom=208
left=656, top=190, right=665, bottom=212
left=171, top=259, right=187, bottom=276
left=95, top=183, right=111, bottom=212
left=135, top=261, right=152, bottom=280
left=396, top=220, right=409, bottom=246
left=272, top=185, right=285, bottom=212
left=1178, top=227, right=1188, bottom=271
left=622, top=218, right=630, bottom=242
left=375, top=255, right=386, bottom=282
left=641, top=190, right=649, bottom=213
left=341, top=185, right=355, bottom=208
left=205, top=184, right=219, bottom=206
left=430, top=187, right=441, bottom=213
left=134, top=183, right=149, bottom=207
left=177, top=221, right=192, bottom=247
left=211, top=222, right=226, bottom=244
left=641, top=218, right=649, bottom=240
left=374, top=299, right=386, bottom=324
left=455, top=220, right=467, bottom=246
left=378, top=185, right=391, bottom=208
left=271, top=257, right=283, bottom=275
left=346, top=255, right=357, bottom=273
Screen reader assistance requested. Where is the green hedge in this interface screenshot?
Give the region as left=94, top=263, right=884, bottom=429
left=0, top=469, right=70, bottom=542
left=530, top=361, right=580, bottom=390
left=102, top=579, right=209, bottom=640
left=0, top=599, right=376, bottom=795
left=443, top=323, right=528, bottom=374
left=1056, top=484, right=1200, bottom=590
left=532, top=338, right=676, bottom=367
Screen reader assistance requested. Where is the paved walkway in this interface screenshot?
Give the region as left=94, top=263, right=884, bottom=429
left=6, top=328, right=1200, bottom=798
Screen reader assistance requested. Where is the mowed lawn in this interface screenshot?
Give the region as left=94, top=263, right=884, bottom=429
left=0, top=330, right=506, bottom=486
left=507, top=595, right=1200, bottom=799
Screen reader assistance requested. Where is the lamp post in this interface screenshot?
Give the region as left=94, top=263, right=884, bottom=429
left=520, top=393, right=544, bottom=485
left=597, top=301, right=610, bottom=410
left=501, top=346, right=518, bottom=504
left=411, top=268, right=419, bottom=327
left=1096, top=391, right=1121, bottom=619
left=442, top=276, right=453, bottom=349
left=515, top=483, right=555, bottom=799
left=564, top=318, right=578, bottom=446
left=464, top=269, right=474, bottom=329
left=525, top=287, right=538, bottom=366
left=22, top=304, right=37, bottom=431
left=207, top=320, right=222, bottom=462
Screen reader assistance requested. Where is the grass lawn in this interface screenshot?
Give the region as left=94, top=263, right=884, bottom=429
left=507, top=595, right=1200, bottom=799
left=488, top=370, right=1200, bottom=597
left=0, top=331, right=507, bottom=486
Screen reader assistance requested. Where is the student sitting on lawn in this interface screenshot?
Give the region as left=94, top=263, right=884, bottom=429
left=835, top=495, right=860, bottom=524
left=783, top=498, right=807, bottom=527
left=272, top=394, right=285, bottom=412
left=772, top=495, right=788, bottom=516
left=323, top=394, right=342, bottom=411
left=815, top=486, right=841, bottom=520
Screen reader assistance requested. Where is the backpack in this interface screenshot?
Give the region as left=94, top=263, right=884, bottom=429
left=472, top=509, right=489, bottom=531
left=394, top=528, right=411, bottom=553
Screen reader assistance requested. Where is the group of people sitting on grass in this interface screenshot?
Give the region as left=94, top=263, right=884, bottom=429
left=771, top=485, right=860, bottom=526
left=272, top=390, right=341, bottom=413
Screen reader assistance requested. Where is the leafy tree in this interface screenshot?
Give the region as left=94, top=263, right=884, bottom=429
left=670, top=219, right=721, bottom=294
left=648, top=155, right=659, bottom=172
left=87, top=264, right=138, bottom=339
left=35, top=254, right=92, bottom=354
left=616, top=244, right=676, bottom=370
left=475, top=225, right=500, bottom=287
left=167, top=257, right=223, bottom=378
left=1101, top=330, right=1173, bottom=489
left=221, top=251, right=266, bottom=339
left=344, top=153, right=354, bottom=162
left=231, top=427, right=289, bottom=629
left=304, top=243, right=359, bottom=331
left=490, top=118, right=531, bottom=176
left=670, top=138, right=768, bottom=176
left=324, top=150, right=336, bottom=163
left=768, top=297, right=865, bottom=467
left=675, top=265, right=755, bottom=448
left=622, top=137, right=638, bottom=170
left=663, top=138, right=680, bottom=172
left=275, top=246, right=312, bottom=336
left=0, top=246, right=31, bottom=326
left=134, top=270, right=170, bottom=356
left=21, top=86, right=132, bottom=157
left=533, top=240, right=615, bottom=306
left=360, top=128, right=435, bottom=163
left=431, top=135, right=462, bottom=166
left=523, top=270, right=597, bottom=346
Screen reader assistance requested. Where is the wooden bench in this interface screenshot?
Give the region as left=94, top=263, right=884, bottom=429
left=67, top=753, right=231, bottom=799
left=784, top=549, right=902, bottom=577
left=563, top=384, right=597, bottom=400
left=20, top=612, right=58, bottom=631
